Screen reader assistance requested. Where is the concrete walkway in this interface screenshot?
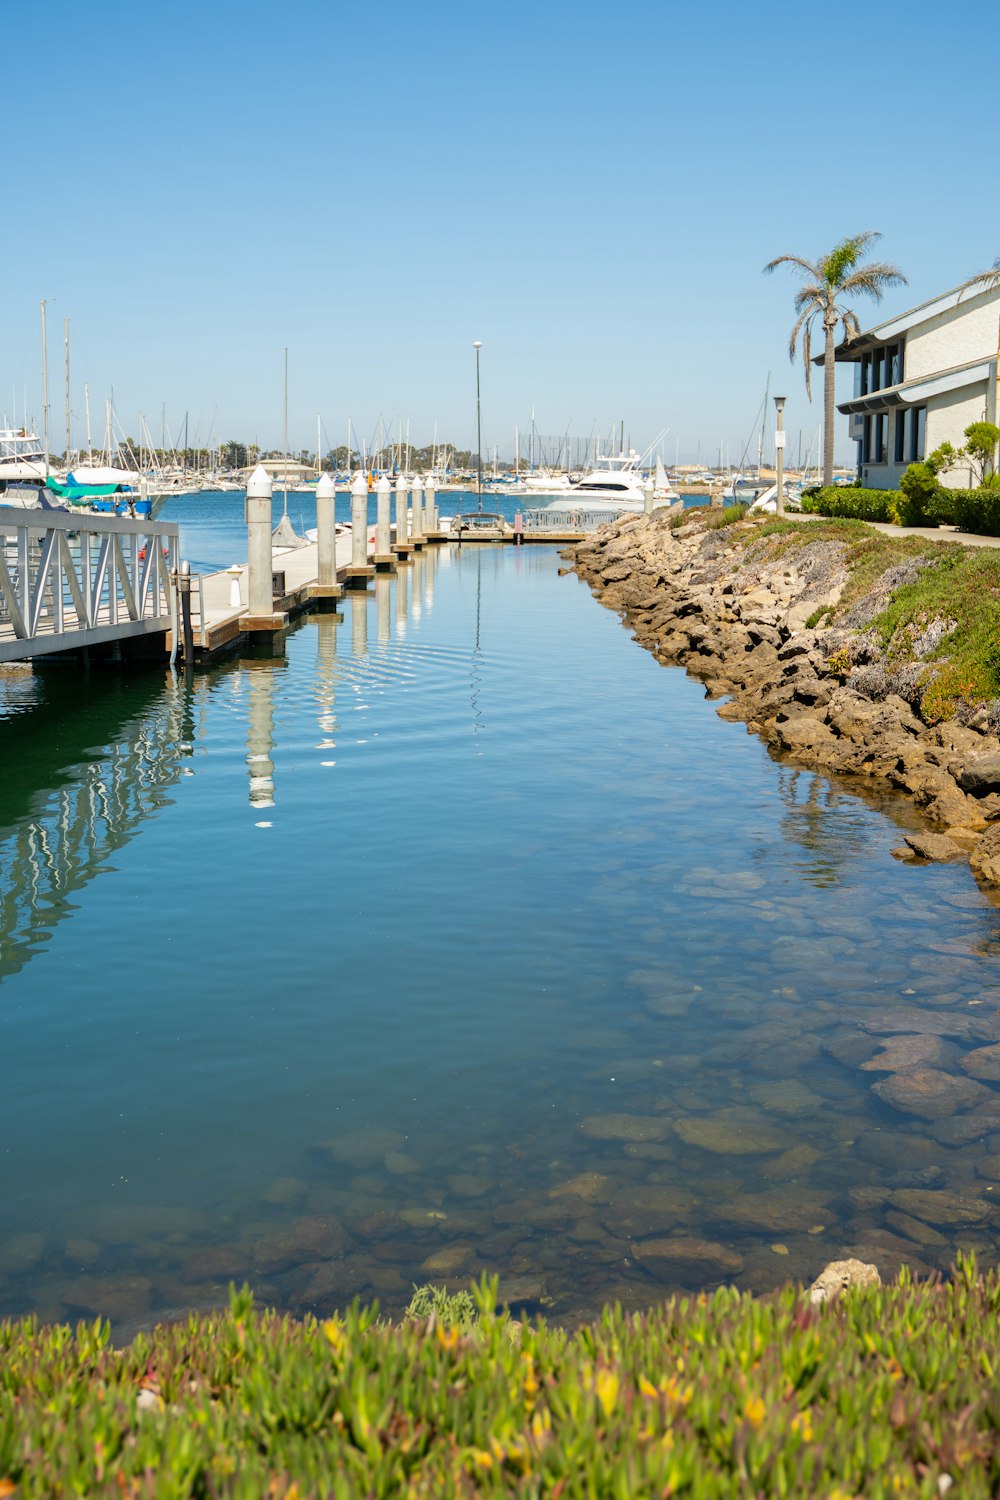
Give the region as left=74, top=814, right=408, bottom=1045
left=795, top=514, right=1000, bottom=550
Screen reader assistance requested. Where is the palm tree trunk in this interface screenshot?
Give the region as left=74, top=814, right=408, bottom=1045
left=823, top=319, right=836, bottom=488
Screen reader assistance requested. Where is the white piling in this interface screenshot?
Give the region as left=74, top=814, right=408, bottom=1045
left=375, top=473, right=392, bottom=561
left=316, top=471, right=337, bottom=587
left=246, top=464, right=274, bottom=618
left=411, top=476, right=425, bottom=544
left=425, top=474, right=437, bottom=536
left=643, top=475, right=655, bottom=514
left=350, top=472, right=369, bottom=569
left=394, top=474, right=410, bottom=551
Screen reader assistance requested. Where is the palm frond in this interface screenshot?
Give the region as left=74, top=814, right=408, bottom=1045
left=840, top=310, right=862, bottom=342
left=822, top=231, right=884, bottom=286
left=764, top=252, right=820, bottom=279
left=793, top=283, right=825, bottom=313
left=788, top=303, right=816, bottom=362
left=957, top=257, right=1000, bottom=301
left=803, top=322, right=813, bottom=400
left=839, top=262, right=907, bottom=301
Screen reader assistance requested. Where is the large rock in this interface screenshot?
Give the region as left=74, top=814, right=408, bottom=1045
left=887, top=1188, right=991, bottom=1225
left=901, top=832, right=967, bottom=863
left=959, top=754, right=1000, bottom=796
left=860, top=1033, right=956, bottom=1073
left=961, top=1043, right=1000, bottom=1081
left=579, top=1113, right=671, bottom=1143
left=970, top=825, right=1000, bottom=888
left=808, top=1258, right=881, bottom=1306
left=871, top=1067, right=993, bottom=1120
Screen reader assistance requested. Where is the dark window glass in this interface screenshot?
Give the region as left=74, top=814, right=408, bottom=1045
left=862, top=416, right=872, bottom=464
left=860, top=354, right=870, bottom=395
left=874, top=414, right=887, bottom=463
left=894, top=410, right=906, bottom=463
left=914, top=407, right=926, bottom=461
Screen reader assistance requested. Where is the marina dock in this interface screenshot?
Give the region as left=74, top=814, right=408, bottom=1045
left=0, top=473, right=602, bottom=668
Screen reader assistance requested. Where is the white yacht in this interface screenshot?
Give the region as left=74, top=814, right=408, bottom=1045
left=0, top=427, right=50, bottom=505
left=532, top=453, right=647, bottom=512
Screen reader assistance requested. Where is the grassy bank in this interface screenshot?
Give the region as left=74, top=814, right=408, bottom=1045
left=690, top=514, right=1000, bottom=723
left=3, top=1266, right=1000, bottom=1496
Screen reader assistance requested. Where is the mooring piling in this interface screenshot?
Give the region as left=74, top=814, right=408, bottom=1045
left=345, top=472, right=375, bottom=588
left=393, top=474, right=411, bottom=559
left=245, top=464, right=286, bottom=630
left=376, top=573, right=391, bottom=643
left=644, top=476, right=655, bottom=514
left=313, top=471, right=342, bottom=599
left=374, top=474, right=394, bottom=570
left=410, top=476, right=425, bottom=547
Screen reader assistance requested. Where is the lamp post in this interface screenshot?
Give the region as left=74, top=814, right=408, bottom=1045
left=473, top=340, right=483, bottom=512
left=773, top=395, right=786, bottom=518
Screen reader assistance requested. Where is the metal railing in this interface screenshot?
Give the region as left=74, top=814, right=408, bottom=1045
left=522, top=508, right=625, bottom=532
left=0, top=505, right=179, bottom=661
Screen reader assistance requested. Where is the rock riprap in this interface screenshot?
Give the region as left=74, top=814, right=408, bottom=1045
left=563, top=511, right=1000, bottom=889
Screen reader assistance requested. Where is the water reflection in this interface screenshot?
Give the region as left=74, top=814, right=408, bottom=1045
left=0, top=672, right=195, bottom=984
left=245, top=659, right=284, bottom=809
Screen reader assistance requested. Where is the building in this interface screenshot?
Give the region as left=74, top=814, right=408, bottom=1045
left=246, top=458, right=318, bottom=487
left=828, top=279, right=1000, bottom=488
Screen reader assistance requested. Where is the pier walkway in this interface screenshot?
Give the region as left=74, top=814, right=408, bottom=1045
left=0, top=506, right=179, bottom=665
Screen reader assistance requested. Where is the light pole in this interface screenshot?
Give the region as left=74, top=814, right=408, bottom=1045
left=773, top=395, right=786, bottom=517
left=473, top=340, right=483, bottom=512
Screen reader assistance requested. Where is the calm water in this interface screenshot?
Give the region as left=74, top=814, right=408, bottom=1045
left=1, top=494, right=999, bottom=1333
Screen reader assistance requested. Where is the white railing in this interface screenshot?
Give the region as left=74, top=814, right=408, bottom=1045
left=523, top=508, right=625, bottom=532
left=0, top=506, right=179, bottom=660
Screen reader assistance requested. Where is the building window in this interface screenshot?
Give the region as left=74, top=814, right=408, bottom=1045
left=894, top=410, right=906, bottom=463
left=887, top=343, right=903, bottom=386
left=874, top=413, right=888, bottom=464
left=862, top=415, right=872, bottom=464
left=909, top=406, right=926, bottom=462
left=860, top=354, right=870, bottom=396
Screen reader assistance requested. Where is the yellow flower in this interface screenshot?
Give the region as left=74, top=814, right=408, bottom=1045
left=321, top=1319, right=343, bottom=1352
left=595, top=1368, right=619, bottom=1418
left=744, top=1394, right=766, bottom=1429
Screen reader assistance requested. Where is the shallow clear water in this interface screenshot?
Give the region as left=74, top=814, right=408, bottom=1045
left=2, top=499, right=1000, bottom=1333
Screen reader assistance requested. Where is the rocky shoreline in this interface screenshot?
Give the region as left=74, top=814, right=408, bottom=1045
left=563, top=509, right=1000, bottom=891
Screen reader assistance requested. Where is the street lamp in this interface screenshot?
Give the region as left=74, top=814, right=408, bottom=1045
left=473, top=341, right=483, bottom=512
left=773, top=395, right=786, bottom=518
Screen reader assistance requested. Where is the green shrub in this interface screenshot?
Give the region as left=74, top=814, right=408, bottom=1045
left=951, top=486, right=1000, bottom=536
left=800, top=485, right=896, bottom=522
left=6, top=1266, right=1000, bottom=1495
left=891, top=464, right=956, bottom=527
left=704, top=503, right=749, bottom=529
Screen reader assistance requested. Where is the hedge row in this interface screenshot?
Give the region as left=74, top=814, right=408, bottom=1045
left=800, top=486, right=897, bottom=522
left=802, top=483, right=1000, bottom=536
left=3, top=1265, right=1000, bottom=1496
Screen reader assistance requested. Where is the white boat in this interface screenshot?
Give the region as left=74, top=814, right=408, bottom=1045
left=534, top=453, right=647, bottom=512
left=653, top=457, right=680, bottom=502
left=0, top=427, right=50, bottom=506
left=745, top=482, right=803, bottom=515
left=520, top=469, right=573, bottom=493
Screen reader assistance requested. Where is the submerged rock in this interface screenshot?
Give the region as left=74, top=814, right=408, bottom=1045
left=579, top=1114, right=671, bottom=1142
left=673, top=1111, right=793, bottom=1155
left=887, top=1188, right=991, bottom=1225
left=960, top=1043, right=1000, bottom=1081
left=871, top=1067, right=992, bottom=1120
left=633, top=1236, right=743, bottom=1274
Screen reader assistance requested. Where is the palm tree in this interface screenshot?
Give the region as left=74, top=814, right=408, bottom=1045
left=764, top=232, right=906, bottom=487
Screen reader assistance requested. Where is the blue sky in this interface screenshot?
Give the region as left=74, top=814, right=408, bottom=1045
left=6, top=0, right=999, bottom=466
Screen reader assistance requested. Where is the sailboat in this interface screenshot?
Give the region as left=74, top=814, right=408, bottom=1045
left=653, top=456, right=679, bottom=502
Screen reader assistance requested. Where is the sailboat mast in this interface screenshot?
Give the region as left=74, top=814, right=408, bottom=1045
left=282, top=346, right=289, bottom=519
left=317, top=412, right=321, bottom=474
left=64, top=318, right=71, bottom=462
left=40, top=300, right=50, bottom=472
left=85, top=383, right=92, bottom=461
left=758, top=372, right=770, bottom=476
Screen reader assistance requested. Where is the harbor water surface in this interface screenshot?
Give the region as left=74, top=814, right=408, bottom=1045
left=2, top=493, right=1000, bottom=1332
